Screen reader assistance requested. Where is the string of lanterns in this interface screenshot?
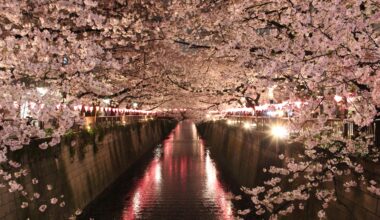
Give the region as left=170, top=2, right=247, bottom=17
left=71, top=105, right=187, bottom=115
left=220, top=101, right=308, bottom=118
left=217, top=95, right=354, bottom=118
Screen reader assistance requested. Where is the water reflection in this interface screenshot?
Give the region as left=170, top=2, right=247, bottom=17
left=203, top=148, right=234, bottom=219
left=83, top=120, right=235, bottom=220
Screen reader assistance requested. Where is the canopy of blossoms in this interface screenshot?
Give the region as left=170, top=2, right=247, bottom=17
left=0, top=0, right=379, bottom=218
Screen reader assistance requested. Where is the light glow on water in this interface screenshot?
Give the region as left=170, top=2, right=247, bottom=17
left=120, top=121, right=235, bottom=220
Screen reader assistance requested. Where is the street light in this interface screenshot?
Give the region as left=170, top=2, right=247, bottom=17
left=270, top=125, right=288, bottom=139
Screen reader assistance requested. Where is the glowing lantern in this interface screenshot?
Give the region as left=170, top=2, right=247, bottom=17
left=74, top=105, right=82, bottom=111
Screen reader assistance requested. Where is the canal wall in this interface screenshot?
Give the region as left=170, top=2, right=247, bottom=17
left=0, top=119, right=176, bottom=220
left=197, top=120, right=380, bottom=220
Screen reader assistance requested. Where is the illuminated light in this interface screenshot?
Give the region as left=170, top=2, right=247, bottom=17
left=132, top=102, right=138, bottom=109
left=243, top=122, right=251, bottom=129
left=277, top=110, right=284, bottom=117
left=36, top=87, right=48, bottom=96
left=334, top=95, right=343, bottom=102
left=74, top=105, right=82, bottom=111
left=267, top=111, right=275, bottom=117
left=95, top=106, right=100, bottom=111
left=86, top=125, right=91, bottom=131
left=84, top=106, right=90, bottom=112
left=270, top=125, right=289, bottom=139
left=256, top=104, right=269, bottom=111
left=227, top=120, right=233, bottom=125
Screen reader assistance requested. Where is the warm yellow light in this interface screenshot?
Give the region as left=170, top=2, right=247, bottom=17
left=271, top=125, right=288, bottom=139
left=277, top=110, right=284, bottom=117
left=243, top=122, right=250, bottom=129
left=244, top=122, right=257, bottom=129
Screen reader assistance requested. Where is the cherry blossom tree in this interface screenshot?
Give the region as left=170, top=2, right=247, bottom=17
left=0, top=0, right=171, bottom=215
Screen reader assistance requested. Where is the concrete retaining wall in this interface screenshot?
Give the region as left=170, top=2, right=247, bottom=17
left=0, top=119, right=176, bottom=220
left=197, top=120, right=380, bottom=220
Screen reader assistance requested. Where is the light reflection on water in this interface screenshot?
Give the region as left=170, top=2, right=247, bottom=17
left=84, top=121, right=236, bottom=220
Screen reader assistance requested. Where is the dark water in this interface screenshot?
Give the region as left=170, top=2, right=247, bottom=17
left=79, top=120, right=239, bottom=220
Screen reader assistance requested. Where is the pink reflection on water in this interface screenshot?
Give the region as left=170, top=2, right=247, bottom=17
left=121, top=158, right=162, bottom=220
left=121, top=122, right=234, bottom=220
left=200, top=139, right=234, bottom=220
